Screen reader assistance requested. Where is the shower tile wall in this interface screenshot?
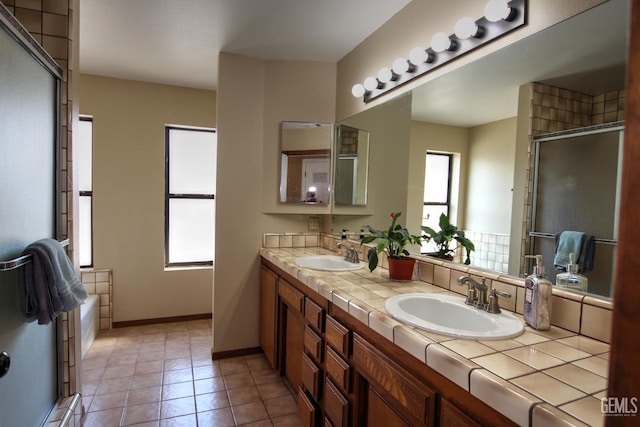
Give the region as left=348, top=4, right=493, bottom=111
left=519, top=82, right=626, bottom=275
left=1, top=0, right=79, bottom=398
left=464, top=231, right=510, bottom=274
left=81, top=269, right=114, bottom=330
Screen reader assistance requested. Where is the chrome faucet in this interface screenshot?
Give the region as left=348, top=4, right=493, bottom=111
left=456, top=276, right=512, bottom=313
left=336, top=242, right=359, bottom=263
left=456, top=276, right=488, bottom=310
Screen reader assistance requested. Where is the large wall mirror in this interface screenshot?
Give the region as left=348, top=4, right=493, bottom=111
left=279, top=121, right=332, bottom=204
left=332, top=0, right=628, bottom=299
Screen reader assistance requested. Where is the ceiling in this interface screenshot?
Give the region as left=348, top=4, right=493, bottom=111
left=79, top=1, right=628, bottom=128
left=411, top=0, right=629, bottom=127
left=79, top=0, right=412, bottom=90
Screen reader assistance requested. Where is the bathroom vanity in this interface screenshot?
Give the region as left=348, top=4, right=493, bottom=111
left=260, top=237, right=611, bottom=427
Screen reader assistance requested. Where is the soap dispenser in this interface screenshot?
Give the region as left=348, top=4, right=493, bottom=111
left=556, top=253, right=588, bottom=292
left=523, top=255, right=553, bottom=330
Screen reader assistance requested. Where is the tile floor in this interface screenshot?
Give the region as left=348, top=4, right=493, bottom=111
left=81, top=320, right=303, bottom=426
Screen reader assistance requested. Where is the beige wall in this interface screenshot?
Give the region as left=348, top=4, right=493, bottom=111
left=336, top=0, right=606, bottom=121
left=466, top=117, right=517, bottom=234
left=408, top=121, right=470, bottom=233
left=79, top=75, right=216, bottom=322
left=332, top=94, right=412, bottom=235
left=215, top=54, right=336, bottom=352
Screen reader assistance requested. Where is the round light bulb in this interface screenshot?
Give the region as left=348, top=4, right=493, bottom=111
left=409, top=47, right=428, bottom=65
left=484, top=0, right=511, bottom=22
left=431, top=32, right=452, bottom=53
left=455, top=17, right=479, bottom=39
left=377, top=67, right=394, bottom=83
left=351, top=83, right=365, bottom=98
left=392, top=57, right=410, bottom=74
left=363, top=76, right=379, bottom=91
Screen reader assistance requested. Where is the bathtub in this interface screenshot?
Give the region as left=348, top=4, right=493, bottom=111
left=80, top=294, right=100, bottom=359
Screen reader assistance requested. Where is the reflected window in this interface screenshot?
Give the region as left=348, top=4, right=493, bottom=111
left=78, top=116, right=93, bottom=267
left=165, top=126, right=217, bottom=267
left=422, top=152, right=452, bottom=252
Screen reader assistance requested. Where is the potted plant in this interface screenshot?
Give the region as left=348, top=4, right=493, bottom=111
left=421, top=213, right=475, bottom=264
left=361, top=212, right=422, bottom=280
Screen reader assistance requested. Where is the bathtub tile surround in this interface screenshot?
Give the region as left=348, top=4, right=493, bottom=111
left=80, top=320, right=302, bottom=426
left=81, top=269, right=113, bottom=330
left=261, top=232, right=612, bottom=426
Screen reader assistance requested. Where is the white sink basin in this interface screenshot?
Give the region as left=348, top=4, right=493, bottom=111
left=295, top=255, right=365, bottom=272
left=385, top=293, right=524, bottom=340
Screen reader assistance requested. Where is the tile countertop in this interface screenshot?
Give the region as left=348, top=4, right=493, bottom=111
left=260, top=246, right=610, bottom=427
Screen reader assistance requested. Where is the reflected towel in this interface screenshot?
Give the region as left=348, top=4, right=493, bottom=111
left=553, top=231, right=584, bottom=270
left=18, top=238, right=87, bottom=325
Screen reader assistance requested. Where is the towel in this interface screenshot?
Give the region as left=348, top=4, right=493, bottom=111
left=553, top=231, right=583, bottom=270
left=554, top=231, right=596, bottom=274
left=18, top=238, right=88, bottom=325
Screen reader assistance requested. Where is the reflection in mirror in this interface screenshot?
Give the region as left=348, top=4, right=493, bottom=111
left=279, top=122, right=332, bottom=204
left=334, top=125, right=370, bottom=206
left=332, top=0, right=628, bottom=299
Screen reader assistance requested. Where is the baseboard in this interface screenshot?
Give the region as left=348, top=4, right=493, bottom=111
left=112, top=313, right=212, bottom=328
left=211, top=346, right=262, bottom=360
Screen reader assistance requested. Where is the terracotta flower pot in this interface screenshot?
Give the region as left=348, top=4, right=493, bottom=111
left=388, top=257, right=416, bottom=281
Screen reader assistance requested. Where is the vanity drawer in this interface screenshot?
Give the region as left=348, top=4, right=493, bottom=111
left=324, top=378, right=349, bottom=427
left=279, top=279, right=304, bottom=313
left=325, top=346, right=350, bottom=394
left=353, top=333, right=435, bottom=424
left=304, top=298, right=324, bottom=331
left=301, top=353, right=321, bottom=400
left=325, top=315, right=351, bottom=356
left=304, top=325, right=323, bottom=362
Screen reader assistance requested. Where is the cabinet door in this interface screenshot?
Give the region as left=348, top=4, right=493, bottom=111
left=440, top=398, right=481, bottom=427
left=298, top=387, right=319, bottom=427
left=284, top=305, right=305, bottom=391
left=367, top=387, right=410, bottom=427
left=259, top=266, right=278, bottom=368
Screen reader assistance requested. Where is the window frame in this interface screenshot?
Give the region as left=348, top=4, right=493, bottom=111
left=164, top=125, right=216, bottom=268
left=423, top=152, right=453, bottom=216
left=78, top=115, right=94, bottom=268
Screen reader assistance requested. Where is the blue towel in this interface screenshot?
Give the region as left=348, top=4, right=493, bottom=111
left=18, top=238, right=88, bottom=325
left=553, top=231, right=584, bottom=270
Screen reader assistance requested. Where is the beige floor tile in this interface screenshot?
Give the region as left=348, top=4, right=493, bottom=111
left=228, top=385, right=263, bottom=406
left=162, top=382, right=194, bottom=400
left=232, top=401, right=270, bottom=425
left=264, top=395, right=297, bottom=418
left=196, top=407, right=235, bottom=427
left=127, top=386, right=162, bottom=405
left=89, top=390, right=127, bottom=412
left=160, top=396, right=196, bottom=419
left=122, top=401, right=160, bottom=425
left=195, top=391, right=230, bottom=412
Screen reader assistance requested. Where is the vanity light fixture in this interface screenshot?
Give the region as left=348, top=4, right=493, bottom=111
left=455, top=17, right=482, bottom=39
left=377, top=67, right=398, bottom=84
left=351, top=83, right=366, bottom=98
left=409, top=47, right=434, bottom=66
left=484, top=0, right=515, bottom=22
left=392, top=57, right=413, bottom=74
left=363, top=76, right=382, bottom=91
left=431, top=32, right=456, bottom=53
left=351, top=0, right=526, bottom=102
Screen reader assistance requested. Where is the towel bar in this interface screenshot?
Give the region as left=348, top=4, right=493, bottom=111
left=528, top=232, right=617, bottom=246
left=0, top=239, right=70, bottom=272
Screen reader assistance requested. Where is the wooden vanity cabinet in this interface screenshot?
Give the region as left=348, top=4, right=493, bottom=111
left=260, top=260, right=515, bottom=427
left=259, top=265, right=279, bottom=368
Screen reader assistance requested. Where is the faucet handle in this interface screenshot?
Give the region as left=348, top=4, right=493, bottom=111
left=486, top=289, right=511, bottom=314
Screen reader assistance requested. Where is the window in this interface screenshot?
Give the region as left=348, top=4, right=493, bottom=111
left=165, top=126, right=217, bottom=267
left=421, top=152, right=452, bottom=253
left=78, top=117, right=93, bottom=267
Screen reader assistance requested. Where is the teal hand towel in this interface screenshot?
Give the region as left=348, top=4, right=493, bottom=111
left=554, top=231, right=584, bottom=270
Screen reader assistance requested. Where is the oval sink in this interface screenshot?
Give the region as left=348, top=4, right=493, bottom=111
left=385, top=293, right=524, bottom=340
left=295, top=255, right=365, bottom=272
